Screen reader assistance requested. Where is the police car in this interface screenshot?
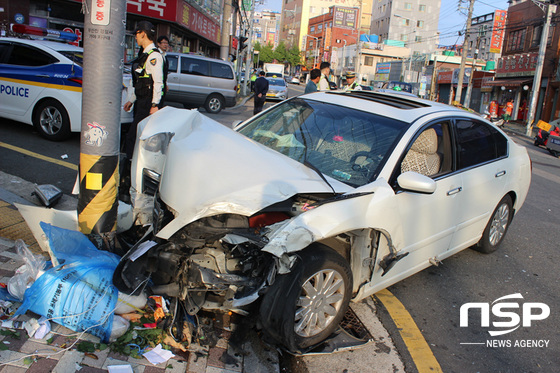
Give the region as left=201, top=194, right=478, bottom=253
left=0, top=37, right=132, bottom=141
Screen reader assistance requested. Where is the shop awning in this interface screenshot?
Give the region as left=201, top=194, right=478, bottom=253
left=485, top=78, right=533, bottom=87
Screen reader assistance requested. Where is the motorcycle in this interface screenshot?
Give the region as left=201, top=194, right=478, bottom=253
left=482, top=111, right=505, bottom=127
left=534, top=126, right=560, bottom=157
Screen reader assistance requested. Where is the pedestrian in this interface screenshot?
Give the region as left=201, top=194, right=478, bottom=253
left=250, top=69, right=257, bottom=92
left=318, top=62, right=331, bottom=91
left=157, top=35, right=170, bottom=108
left=123, top=21, right=164, bottom=160
left=343, top=71, right=362, bottom=91
left=503, top=99, right=514, bottom=123
left=253, top=71, right=269, bottom=115
left=304, top=68, right=321, bottom=94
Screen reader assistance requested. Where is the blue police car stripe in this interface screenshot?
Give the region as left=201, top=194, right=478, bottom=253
left=0, top=76, right=82, bottom=92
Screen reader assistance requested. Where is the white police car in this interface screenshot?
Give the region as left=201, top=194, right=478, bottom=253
left=0, top=37, right=132, bottom=141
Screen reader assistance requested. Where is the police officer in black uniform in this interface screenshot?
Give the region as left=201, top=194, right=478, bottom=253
left=123, top=21, right=164, bottom=160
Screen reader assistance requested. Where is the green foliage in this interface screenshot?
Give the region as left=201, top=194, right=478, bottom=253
left=0, top=329, right=20, bottom=339
left=274, top=41, right=288, bottom=63
left=110, top=322, right=165, bottom=358
left=259, top=43, right=275, bottom=63
left=76, top=341, right=96, bottom=353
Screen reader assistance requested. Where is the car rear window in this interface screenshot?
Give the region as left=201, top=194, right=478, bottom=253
left=8, top=44, right=58, bottom=66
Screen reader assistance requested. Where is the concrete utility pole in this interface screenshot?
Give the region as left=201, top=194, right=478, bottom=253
left=464, top=36, right=481, bottom=108
left=429, top=54, right=438, bottom=101
left=220, top=0, right=232, bottom=60
left=455, top=0, right=475, bottom=105
left=526, top=1, right=557, bottom=136
left=78, top=0, right=126, bottom=250
left=242, top=0, right=255, bottom=96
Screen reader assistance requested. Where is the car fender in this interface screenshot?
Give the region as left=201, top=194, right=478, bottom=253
left=262, top=179, right=404, bottom=268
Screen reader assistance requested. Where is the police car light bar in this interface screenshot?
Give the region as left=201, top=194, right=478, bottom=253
left=11, top=24, right=78, bottom=42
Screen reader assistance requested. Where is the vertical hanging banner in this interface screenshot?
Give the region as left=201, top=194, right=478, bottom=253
left=78, top=0, right=126, bottom=249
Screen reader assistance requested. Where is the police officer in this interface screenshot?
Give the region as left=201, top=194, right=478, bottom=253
left=343, top=71, right=362, bottom=91
left=123, top=21, right=164, bottom=160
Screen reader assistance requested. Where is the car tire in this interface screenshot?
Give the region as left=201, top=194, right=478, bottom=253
left=473, top=195, right=513, bottom=254
left=259, top=243, right=352, bottom=353
left=204, top=94, right=224, bottom=114
left=33, top=99, right=71, bottom=141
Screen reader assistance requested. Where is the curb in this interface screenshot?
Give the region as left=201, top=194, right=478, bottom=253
left=232, top=93, right=254, bottom=109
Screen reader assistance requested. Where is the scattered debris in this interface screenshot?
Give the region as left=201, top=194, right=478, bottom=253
left=143, top=343, right=175, bottom=365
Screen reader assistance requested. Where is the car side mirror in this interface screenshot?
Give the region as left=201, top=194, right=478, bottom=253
left=397, top=172, right=437, bottom=194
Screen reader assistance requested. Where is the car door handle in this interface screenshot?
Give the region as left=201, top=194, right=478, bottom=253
left=35, top=74, right=50, bottom=78
left=447, top=187, right=462, bottom=196
left=495, top=171, right=506, bottom=178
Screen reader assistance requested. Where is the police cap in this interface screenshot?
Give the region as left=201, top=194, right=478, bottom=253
left=345, top=71, right=356, bottom=79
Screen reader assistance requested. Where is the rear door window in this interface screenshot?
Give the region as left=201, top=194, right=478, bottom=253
left=454, top=119, right=508, bottom=169
left=8, top=44, right=58, bottom=66
left=210, top=61, right=233, bottom=79
left=181, top=57, right=208, bottom=76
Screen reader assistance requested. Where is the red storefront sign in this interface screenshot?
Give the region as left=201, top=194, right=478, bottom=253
left=126, top=0, right=177, bottom=23
left=489, top=10, right=507, bottom=54
left=496, top=52, right=538, bottom=78
left=437, top=71, right=453, bottom=84
left=178, top=2, right=220, bottom=44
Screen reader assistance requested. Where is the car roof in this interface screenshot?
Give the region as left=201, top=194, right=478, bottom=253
left=0, top=37, right=82, bottom=52
left=302, top=90, right=468, bottom=124
left=166, top=52, right=233, bottom=65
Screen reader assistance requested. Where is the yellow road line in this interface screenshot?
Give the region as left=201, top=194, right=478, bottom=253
left=0, top=141, right=78, bottom=171
left=375, top=288, right=443, bottom=373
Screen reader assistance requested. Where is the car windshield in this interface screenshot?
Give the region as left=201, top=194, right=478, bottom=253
left=238, top=98, right=409, bottom=187
left=59, top=51, right=84, bottom=67
left=268, top=78, right=286, bottom=86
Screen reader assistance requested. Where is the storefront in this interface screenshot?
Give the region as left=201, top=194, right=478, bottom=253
left=7, top=0, right=222, bottom=62
left=486, top=53, right=538, bottom=121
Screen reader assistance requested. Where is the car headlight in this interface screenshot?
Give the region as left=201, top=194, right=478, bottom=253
left=141, top=132, right=174, bottom=154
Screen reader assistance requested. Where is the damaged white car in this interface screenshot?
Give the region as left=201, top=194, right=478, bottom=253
left=114, top=91, right=531, bottom=353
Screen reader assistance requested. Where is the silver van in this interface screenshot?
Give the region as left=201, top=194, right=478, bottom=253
left=165, top=53, right=237, bottom=114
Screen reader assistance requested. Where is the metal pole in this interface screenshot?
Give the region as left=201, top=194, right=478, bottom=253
left=526, top=3, right=556, bottom=136
left=78, top=0, right=126, bottom=250
left=464, top=36, right=481, bottom=108
left=455, top=0, right=475, bottom=105
left=242, top=0, right=255, bottom=96
left=429, top=54, right=438, bottom=101
left=408, top=54, right=413, bottom=83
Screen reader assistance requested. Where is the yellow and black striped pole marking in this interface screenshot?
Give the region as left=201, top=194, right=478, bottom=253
left=77, top=153, right=119, bottom=236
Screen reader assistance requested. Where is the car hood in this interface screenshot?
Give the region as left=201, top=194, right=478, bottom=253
left=137, top=108, right=353, bottom=239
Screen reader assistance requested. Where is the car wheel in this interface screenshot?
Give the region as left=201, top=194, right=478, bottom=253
left=204, top=94, right=224, bottom=114
left=33, top=99, right=71, bottom=141
left=473, top=195, right=513, bottom=254
left=259, top=243, right=352, bottom=352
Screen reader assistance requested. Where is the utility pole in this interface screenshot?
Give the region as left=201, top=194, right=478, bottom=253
left=78, top=0, right=126, bottom=250
left=242, top=0, right=255, bottom=96
left=455, top=0, right=475, bottom=105
left=220, top=0, right=232, bottom=60
left=429, top=54, right=438, bottom=101
left=464, top=35, right=481, bottom=108
left=526, top=1, right=557, bottom=136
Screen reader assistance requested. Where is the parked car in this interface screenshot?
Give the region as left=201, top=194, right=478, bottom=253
left=265, top=77, right=288, bottom=100
left=290, top=76, right=300, bottom=85
left=165, top=53, right=237, bottom=114
left=0, top=37, right=132, bottom=140
left=115, top=91, right=531, bottom=354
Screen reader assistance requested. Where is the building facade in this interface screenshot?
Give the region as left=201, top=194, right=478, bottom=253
left=489, top=0, right=560, bottom=123
left=280, top=0, right=373, bottom=51
left=369, top=0, right=441, bottom=55
left=464, top=10, right=507, bottom=62
left=252, top=10, right=280, bottom=48
left=1, top=0, right=226, bottom=61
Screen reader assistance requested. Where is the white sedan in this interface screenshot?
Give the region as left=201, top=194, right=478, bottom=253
left=115, top=91, right=531, bottom=353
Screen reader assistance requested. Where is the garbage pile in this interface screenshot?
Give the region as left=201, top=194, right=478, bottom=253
left=0, top=223, right=217, bottom=366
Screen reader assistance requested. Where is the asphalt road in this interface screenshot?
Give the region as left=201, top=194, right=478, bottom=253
left=1, top=84, right=558, bottom=372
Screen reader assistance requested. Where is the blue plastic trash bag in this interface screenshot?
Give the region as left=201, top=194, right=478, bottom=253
left=15, top=223, right=121, bottom=342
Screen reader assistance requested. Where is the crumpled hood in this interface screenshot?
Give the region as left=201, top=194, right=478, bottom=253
left=137, top=107, right=352, bottom=239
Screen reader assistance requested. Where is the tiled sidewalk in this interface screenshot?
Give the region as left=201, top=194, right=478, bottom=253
left=0, top=196, right=279, bottom=373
